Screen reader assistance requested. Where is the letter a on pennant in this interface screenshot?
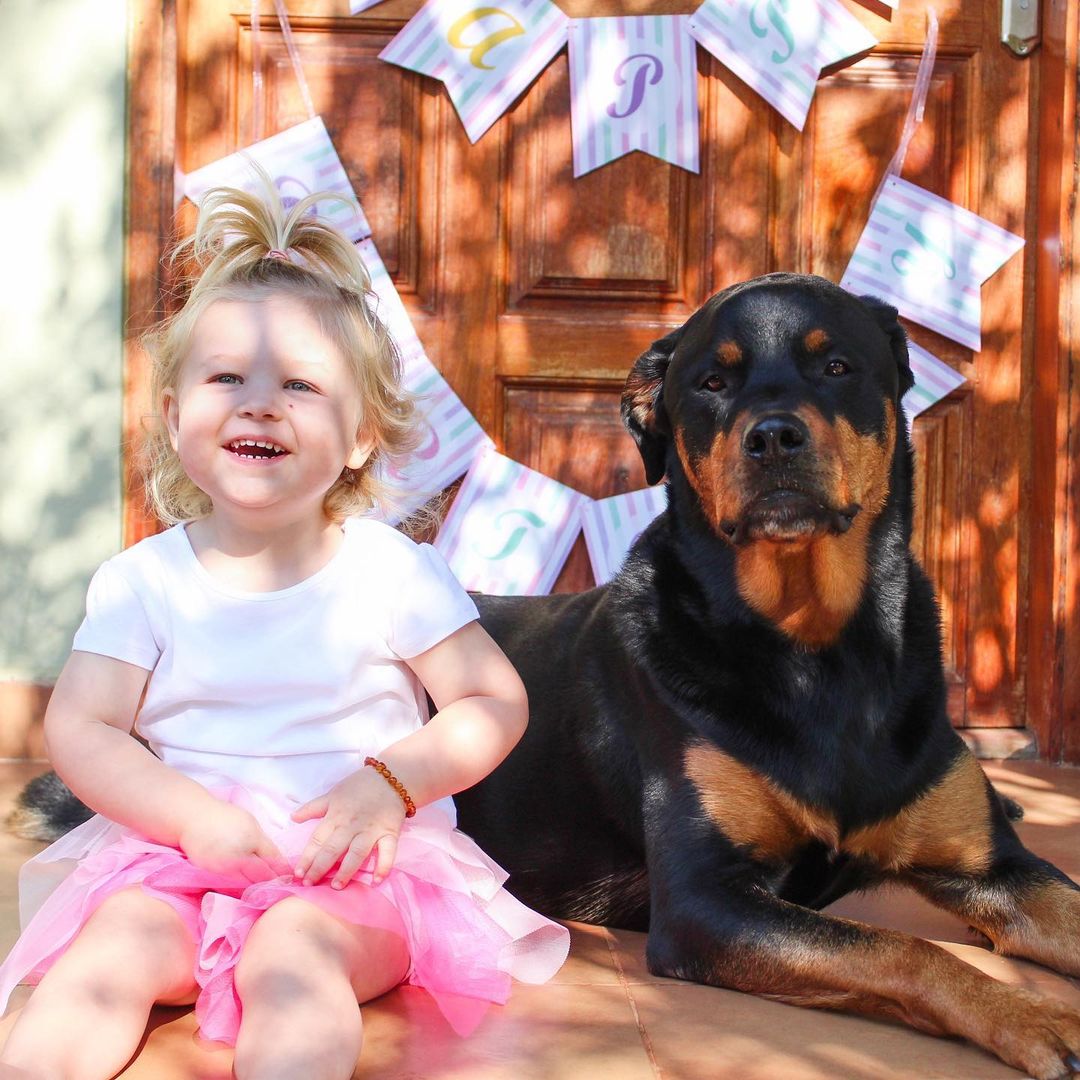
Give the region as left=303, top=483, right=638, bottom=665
left=568, top=16, right=699, bottom=177
left=380, top=0, right=568, bottom=143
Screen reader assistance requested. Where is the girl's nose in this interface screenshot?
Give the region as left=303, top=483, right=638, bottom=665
left=237, top=382, right=283, bottom=419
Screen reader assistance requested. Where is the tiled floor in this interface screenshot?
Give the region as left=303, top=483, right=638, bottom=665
left=0, top=759, right=1077, bottom=1078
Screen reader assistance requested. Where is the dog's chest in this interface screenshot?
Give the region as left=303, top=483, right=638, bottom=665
left=682, top=741, right=992, bottom=874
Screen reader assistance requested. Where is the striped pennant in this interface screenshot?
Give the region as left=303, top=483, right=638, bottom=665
left=568, top=16, right=699, bottom=178
left=841, top=176, right=1024, bottom=351
left=380, top=0, right=568, bottom=144
left=434, top=448, right=587, bottom=595
left=182, top=118, right=370, bottom=244
left=903, top=340, right=966, bottom=427
left=356, top=238, right=492, bottom=524
left=688, top=0, right=876, bottom=131
left=582, top=486, right=668, bottom=586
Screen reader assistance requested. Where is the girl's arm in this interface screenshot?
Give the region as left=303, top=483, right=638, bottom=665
left=381, top=619, right=529, bottom=805
left=292, top=621, right=527, bottom=887
left=45, top=650, right=289, bottom=879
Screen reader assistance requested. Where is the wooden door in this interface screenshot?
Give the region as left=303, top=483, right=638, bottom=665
left=126, top=0, right=1059, bottom=741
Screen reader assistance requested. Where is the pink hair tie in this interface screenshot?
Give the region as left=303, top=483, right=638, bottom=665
left=266, top=249, right=290, bottom=261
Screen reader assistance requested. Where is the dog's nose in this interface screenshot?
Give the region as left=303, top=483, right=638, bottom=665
left=743, top=414, right=809, bottom=465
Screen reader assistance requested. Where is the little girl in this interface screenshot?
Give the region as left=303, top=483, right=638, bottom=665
left=0, top=182, right=569, bottom=1079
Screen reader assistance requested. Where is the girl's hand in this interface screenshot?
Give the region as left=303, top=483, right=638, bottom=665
left=291, top=768, right=407, bottom=889
left=177, top=801, right=290, bottom=882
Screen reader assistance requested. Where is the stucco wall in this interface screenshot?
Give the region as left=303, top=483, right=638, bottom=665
left=0, top=0, right=128, bottom=683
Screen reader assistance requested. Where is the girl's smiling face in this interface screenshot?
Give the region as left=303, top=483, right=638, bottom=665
left=163, top=294, right=372, bottom=525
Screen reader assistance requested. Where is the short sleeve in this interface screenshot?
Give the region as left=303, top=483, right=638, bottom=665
left=386, top=543, right=479, bottom=659
left=71, top=560, right=161, bottom=671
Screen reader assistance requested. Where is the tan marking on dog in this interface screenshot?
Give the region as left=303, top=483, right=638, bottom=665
left=733, top=405, right=897, bottom=649
left=843, top=753, right=993, bottom=874
left=724, top=924, right=1077, bottom=1075
left=803, top=328, right=830, bottom=353
left=683, top=741, right=838, bottom=860
left=675, top=428, right=741, bottom=535
left=716, top=340, right=742, bottom=367
left=733, top=516, right=872, bottom=649
left=992, top=881, right=1080, bottom=976
left=685, top=743, right=991, bottom=874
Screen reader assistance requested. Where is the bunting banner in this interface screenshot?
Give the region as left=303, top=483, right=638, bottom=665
left=182, top=118, right=371, bottom=244
left=688, top=0, right=877, bottom=131
left=903, top=341, right=966, bottom=426
left=433, top=448, right=587, bottom=595
left=356, top=238, right=492, bottom=523
left=379, top=0, right=569, bottom=144
left=568, top=16, right=699, bottom=177
left=582, top=486, right=668, bottom=586
left=840, top=176, right=1024, bottom=351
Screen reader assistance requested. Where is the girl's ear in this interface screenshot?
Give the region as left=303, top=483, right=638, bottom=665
left=162, top=390, right=181, bottom=451
left=346, top=434, right=375, bottom=471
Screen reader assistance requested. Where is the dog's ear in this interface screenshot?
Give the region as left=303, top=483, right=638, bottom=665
left=621, top=326, right=682, bottom=485
left=859, top=294, right=915, bottom=397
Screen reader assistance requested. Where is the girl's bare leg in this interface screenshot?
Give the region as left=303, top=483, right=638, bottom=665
left=0, top=887, right=197, bottom=1080
left=233, top=896, right=409, bottom=1080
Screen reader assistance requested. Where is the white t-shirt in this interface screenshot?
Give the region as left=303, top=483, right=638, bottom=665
left=71, top=518, right=479, bottom=823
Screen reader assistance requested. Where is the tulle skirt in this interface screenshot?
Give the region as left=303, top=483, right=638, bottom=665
left=0, top=786, right=570, bottom=1045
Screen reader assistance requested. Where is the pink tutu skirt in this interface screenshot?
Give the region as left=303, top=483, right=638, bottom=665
left=0, top=786, right=569, bottom=1045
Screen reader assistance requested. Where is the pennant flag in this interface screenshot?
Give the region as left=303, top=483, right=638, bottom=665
left=356, top=239, right=492, bottom=524
left=182, top=118, right=371, bottom=244
left=582, top=486, right=667, bottom=586
left=903, top=340, right=966, bottom=426
left=380, top=0, right=569, bottom=144
left=568, top=16, right=699, bottom=177
left=351, top=0, right=387, bottom=11
left=841, top=176, right=1024, bottom=351
left=434, top=448, right=587, bottom=595
left=355, top=238, right=430, bottom=368
left=688, top=0, right=876, bottom=131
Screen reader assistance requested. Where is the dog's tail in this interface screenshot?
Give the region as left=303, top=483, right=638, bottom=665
left=6, top=771, right=93, bottom=842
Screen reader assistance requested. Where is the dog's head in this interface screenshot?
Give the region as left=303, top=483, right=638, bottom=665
left=622, top=273, right=913, bottom=546
left=622, top=274, right=915, bottom=646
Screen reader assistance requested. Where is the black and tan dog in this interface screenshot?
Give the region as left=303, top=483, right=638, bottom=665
left=13, top=275, right=1080, bottom=1076
left=458, top=274, right=1080, bottom=1078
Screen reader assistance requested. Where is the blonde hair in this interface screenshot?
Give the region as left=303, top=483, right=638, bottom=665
left=142, top=173, right=420, bottom=525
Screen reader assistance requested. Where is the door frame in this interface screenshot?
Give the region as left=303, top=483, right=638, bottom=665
left=121, top=0, right=1080, bottom=760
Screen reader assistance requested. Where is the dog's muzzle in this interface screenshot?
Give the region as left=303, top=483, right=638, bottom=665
left=719, top=413, right=860, bottom=544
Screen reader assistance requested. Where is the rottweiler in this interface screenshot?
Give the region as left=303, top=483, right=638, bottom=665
left=457, top=274, right=1080, bottom=1078
left=12, top=275, right=1080, bottom=1076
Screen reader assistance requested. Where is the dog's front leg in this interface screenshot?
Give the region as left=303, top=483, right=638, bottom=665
left=645, top=835, right=1080, bottom=1078
left=906, top=820, right=1080, bottom=979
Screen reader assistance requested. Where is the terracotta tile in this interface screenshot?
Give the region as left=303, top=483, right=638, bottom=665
left=549, top=921, right=625, bottom=986
left=630, top=981, right=1023, bottom=1080
left=353, top=982, right=656, bottom=1079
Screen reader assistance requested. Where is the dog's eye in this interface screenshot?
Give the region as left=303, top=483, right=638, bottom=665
left=702, top=374, right=727, bottom=392
left=824, top=359, right=851, bottom=377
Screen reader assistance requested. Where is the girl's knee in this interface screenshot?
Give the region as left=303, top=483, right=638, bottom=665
left=68, top=887, right=197, bottom=1002
left=85, top=887, right=192, bottom=949
left=235, top=898, right=350, bottom=998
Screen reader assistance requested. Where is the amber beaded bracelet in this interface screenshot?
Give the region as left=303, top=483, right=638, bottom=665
left=364, top=756, right=417, bottom=818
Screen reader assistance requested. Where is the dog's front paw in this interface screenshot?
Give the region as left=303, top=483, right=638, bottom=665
left=978, top=988, right=1080, bottom=1079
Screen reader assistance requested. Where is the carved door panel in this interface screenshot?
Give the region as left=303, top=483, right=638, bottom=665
left=138, top=0, right=1039, bottom=732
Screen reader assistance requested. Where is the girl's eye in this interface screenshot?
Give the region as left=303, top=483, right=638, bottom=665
left=824, top=359, right=851, bottom=378
left=702, top=374, right=727, bottom=393
left=213, top=373, right=241, bottom=385
left=285, top=380, right=314, bottom=392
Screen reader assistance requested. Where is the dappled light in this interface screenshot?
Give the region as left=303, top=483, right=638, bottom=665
left=108, top=0, right=1077, bottom=752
